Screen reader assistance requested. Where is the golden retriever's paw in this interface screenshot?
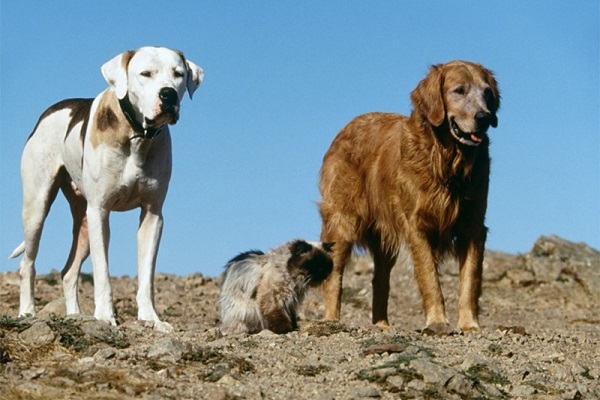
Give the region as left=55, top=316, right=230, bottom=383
left=458, top=325, right=481, bottom=334
left=374, top=320, right=394, bottom=333
left=458, top=319, right=481, bottom=333
left=420, top=322, right=453, bottom=336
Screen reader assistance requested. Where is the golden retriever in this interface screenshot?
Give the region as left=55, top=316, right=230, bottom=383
left=319, top=60, right=500, bottom=334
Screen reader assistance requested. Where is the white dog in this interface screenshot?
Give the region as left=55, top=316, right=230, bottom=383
left=9, top=46, right=204, bottom=332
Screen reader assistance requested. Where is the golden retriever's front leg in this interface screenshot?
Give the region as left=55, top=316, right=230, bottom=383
left=457, top=238, right=484, bottom=332
left=408, top=230, right=450, bottom=334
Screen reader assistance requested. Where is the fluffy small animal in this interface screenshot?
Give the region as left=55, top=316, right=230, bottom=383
left=219, top=240, right=334, bottom=334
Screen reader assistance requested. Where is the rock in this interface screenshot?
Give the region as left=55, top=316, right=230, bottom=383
left=80, top=319, right=113, bottom=339
left=355, top=386, right=381, bottom=398
left=362, top=343, right=407, bottom=355
left=205, top=387, right=230, bottom=400
left=505, top=268, right=535, bottom=285
left=19, top=321, right=56, bottom=345
left=510, top=384, right=537, bottom=398
left=409, top=358, right=455, bottom=386
left=38, top=298, right=66, bottom=318
left=146, top=337, right=188, bottom=363
left=300, top=320, right=348, bottom=336
left=385, top=375, right=406, bottom=391
left=257, top=329, right=277, bottom=337
left=201, top=327, right=224, bottom=342
left=496, top=325, right=527, bottom=335
left=446, top=374, right=477, bottom=397
left=528, top=235, right=600, bottom=298
left=21, top=368, right=46, bottom=380
left=94, top=348, right=116, bottom=361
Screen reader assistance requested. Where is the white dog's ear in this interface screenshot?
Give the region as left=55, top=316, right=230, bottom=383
left=185, top=60, right=204, bottom=99
left=101, top=50, right=135, bottom=100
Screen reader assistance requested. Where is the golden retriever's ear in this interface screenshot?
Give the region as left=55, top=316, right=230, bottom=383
left=410, top=65, right=445, bottom=127
left=482, top=66, right=501, bottom=128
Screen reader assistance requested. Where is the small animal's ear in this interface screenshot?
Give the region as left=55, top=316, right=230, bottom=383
left=185, top=59, right=204, bottom=99
left=101, top=50, right=135, bottom=100
left=410, top=64, right=445, bottom=127
left=290, top=240, right=312, bottom=257
left=323, top=242, right=335, bottom=253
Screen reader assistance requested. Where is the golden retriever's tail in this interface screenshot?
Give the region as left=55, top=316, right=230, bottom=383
left=9, top=241, right=25, bottom=259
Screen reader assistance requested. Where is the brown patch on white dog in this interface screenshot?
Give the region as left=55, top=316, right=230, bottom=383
left=219, top=240, right=334, bottom=334
left=319, top=60, right=500, bottom=334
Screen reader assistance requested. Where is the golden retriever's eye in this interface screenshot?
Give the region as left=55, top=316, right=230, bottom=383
left=484, top=88, right=494, bottom=103
left=140, top=71, right=153, bottom=78
left=452, top=86, right=466, bottom=95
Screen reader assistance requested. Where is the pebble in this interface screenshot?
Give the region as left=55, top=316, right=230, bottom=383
left=94, top=348, right=116, bottom=361
left=1, top=237, right=598, bottom=399
left=146, top=337, right=188, bottom=363
left=19, top=321, right=56, bottom=345
left=356, top=386, right=381, bottom=398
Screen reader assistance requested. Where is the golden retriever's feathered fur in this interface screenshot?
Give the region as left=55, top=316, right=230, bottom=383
left=319, top=60, right=500, bottom=334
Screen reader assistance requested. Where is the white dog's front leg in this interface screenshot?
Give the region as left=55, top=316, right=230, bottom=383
left=136, top=208, right=173, bottom=333
left=86, top=206, right=117, bottom=325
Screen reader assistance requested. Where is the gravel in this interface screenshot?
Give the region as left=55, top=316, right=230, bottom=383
left=1, top=235, right=598, bottom=399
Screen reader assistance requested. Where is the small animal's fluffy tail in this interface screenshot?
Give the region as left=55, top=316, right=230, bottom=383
left=9, top=241, right=25, bottom=259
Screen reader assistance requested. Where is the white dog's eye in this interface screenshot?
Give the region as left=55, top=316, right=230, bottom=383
left=173, top=70, right=184, bottom=79
left=140, top=71, right=153, bottom=78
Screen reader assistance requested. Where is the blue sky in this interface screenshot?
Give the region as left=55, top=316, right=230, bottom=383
left=1, top=2, right=598, bottom=279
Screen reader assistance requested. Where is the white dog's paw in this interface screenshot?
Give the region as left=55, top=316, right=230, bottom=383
left=96, top=316, right=117, bottom=326
left=152, top=320, right=174, bottom=333
left=19, top=304, right=36, bottom=317
left=94, top=310, right=117, bottom=326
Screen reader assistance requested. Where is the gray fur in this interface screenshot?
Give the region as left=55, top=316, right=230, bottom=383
left=219, top=240, right=333, bottom=334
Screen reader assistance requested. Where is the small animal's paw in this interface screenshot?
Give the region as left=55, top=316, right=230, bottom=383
left=420, top=322, right=453, bottom=336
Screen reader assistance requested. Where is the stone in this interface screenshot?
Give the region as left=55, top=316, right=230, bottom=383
left=355, top=386, right=381, bottom=398
left=38, top=298, right=66, bottom=318
left=409, top=358, right=455, bottom=385
left=446, top=374, right=477, bottom=397
left=94, top=348, right=116, bottom=361
left=147, top=337, right=188, bottom=363
left=19, top=321, right=56, bottom=346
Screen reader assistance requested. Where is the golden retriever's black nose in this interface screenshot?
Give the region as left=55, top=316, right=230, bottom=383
left=159, top=87, right=178, bottom=106
left=475, top=111, right=491, bottom=132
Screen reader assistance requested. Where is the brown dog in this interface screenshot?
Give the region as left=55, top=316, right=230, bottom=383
left=319, top=60, right=500, bottom=334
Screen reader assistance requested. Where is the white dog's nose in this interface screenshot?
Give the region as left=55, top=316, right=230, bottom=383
left=159, top=87, right=178, bottom=106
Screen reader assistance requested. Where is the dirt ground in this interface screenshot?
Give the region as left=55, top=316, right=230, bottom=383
left=1, top=235, right=598, bottom=399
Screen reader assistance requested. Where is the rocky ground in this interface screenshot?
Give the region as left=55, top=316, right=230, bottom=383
left=1, top=235, right=598, bottom=399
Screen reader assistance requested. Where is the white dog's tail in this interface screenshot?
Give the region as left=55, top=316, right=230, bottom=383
left=9, top=241, right=25, bottom=259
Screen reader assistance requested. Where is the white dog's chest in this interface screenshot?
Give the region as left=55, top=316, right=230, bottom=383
left=79, top=138, right=172, bottom=211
